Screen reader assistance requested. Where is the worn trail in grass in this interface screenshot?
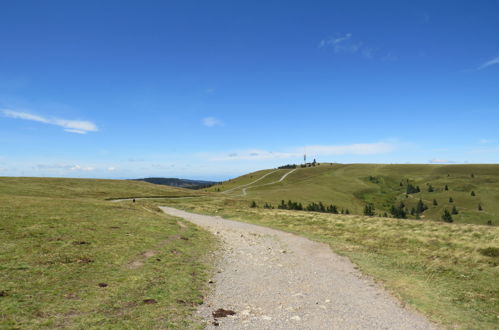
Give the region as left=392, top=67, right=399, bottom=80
left=157, top=196, right=499, bottom=329
left=160, top=206, right=434, bottom=329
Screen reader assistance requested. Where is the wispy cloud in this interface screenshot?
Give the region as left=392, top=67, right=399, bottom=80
left=202, top=117, right=223, bottom=127
left=2, top=109, right=98, bottom=134
left=35, top=163, right=95, bottom=171
left=209, top=142, right=395, bottom=161
left=479, top=139, right=495, bottom=144
left=318, top=33, right=391, bottom=60
left=429, top=158, right=457, bottom=164
left=478, top=56, right=499, bottom=70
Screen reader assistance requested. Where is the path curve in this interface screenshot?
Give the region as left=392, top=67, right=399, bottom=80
left=160, top=206, right=435, bottom=330
left=223, top=170, right=279, bottom=195
left=241, top=168, right=297, bottom=196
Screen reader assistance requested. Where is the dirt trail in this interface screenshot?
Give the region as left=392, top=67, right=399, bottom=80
left=223, top=170, right=279, bottom=195
left=160, top=206, right=435, bottom=330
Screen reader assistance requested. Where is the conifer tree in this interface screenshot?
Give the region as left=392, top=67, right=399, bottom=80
left=444, top=184, right=449, bottom=191
left=442, top=209, right=453, bottom=222
left=433, top=199, right=438, bottom=206
left=363, top=204, right=375, bottom=216
left=451, top=205, right=459, bottom=215
left=478, top=203, right=483, bottom=211
left=471, top=191, right=476, bottom=196
left=428, top=184, right=434, bottom=192
left=449, top=197, right=453, bottom=203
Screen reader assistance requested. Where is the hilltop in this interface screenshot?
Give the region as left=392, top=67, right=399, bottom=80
left=208, top=163, right=499, bottom=225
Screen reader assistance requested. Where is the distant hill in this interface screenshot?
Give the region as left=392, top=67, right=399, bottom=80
left=134, top=177, right=217, bottom=190
left=207, top=163, right=499, bottom=225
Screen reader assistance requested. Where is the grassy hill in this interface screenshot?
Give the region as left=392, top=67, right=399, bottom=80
left=0, top=177, right=214, bottom=328
left=208, top=163, right=499, bottom=225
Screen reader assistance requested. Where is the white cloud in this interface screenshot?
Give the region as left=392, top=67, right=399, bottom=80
left=429, top=158, right=456, bottom=164
left=70, top=164, right=94, bottom=171
left=107, top=167, right=116, bottom=171
left=202, top=117, right=223, bottom=127
left=2, top=109, right=98, bottom=134
left=478, top=56, right=499, bottom=70
left=209, top=142, right=395, bottom=161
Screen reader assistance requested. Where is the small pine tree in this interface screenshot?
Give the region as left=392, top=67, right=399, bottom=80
left=471, top=191, right=476, bottom=196
left=363, top=204, right=375, bottom=216
left=442, top=209, right=453, bottom=223
left=433, top=199, right=438, bottom=206
left=444, top=184, right=449, bottom=191
left=427, top=184, right=434, bottom=192
left=478, top=203, right=483, bottom=211
left=250, top=201, right=257, bottom=208
left=451, top=205, right=459, bottom=215
left=449, top=197, right=453, bottom=203
left=471, top=173, right=474, bottom=178
left=345, top=209, right=350, bottom=214
left=416, top=199, right=427, bottom=213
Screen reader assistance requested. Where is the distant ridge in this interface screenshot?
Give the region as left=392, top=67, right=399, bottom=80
left=134, top=177, right=217, bottom=190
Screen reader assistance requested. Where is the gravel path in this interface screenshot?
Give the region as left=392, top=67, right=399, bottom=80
left=160, top=207, right=436, bottom=330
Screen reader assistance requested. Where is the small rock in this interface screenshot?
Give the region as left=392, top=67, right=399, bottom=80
left=325, top=299, right=331, bottom=303
left=212, top=309, right=236, bottom=318
left=290, top=315, right=301, bottom=321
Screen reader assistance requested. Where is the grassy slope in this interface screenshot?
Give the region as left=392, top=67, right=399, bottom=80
left=0, top=177, right=215, bottom=329
left=159, top=196, right=499, bottom=329
left=214, top=164, right=499, bottom=225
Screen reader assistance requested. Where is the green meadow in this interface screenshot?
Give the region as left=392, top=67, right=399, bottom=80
left=1, top=164, right=498, bottom=329
left=208, top=163, right=499, bottom=225
left=0, top=177, right=215, bottom=329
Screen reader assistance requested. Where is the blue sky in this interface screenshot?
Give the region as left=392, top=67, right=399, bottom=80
left=1, top=0, right=498, bottom=180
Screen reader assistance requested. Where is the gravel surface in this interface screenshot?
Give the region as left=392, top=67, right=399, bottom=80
left=160, top=207, right=436, bottom=330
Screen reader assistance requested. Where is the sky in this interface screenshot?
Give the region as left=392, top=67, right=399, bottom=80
left=1, top=0, right=498, bottom=180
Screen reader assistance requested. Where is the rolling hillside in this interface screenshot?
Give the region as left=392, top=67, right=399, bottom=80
left=208, top=163, right=499, bottom=225
left=0, top=177, right=213, bottom=328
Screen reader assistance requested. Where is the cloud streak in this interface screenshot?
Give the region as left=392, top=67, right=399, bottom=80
left=202, top=117, right=223, bottom=127
left=319, top=33, right=397, bottom=61
left=478, top=56, right=499, bottom=70
left=429, top=158, right=457, bottom=164
left=2, top=109, right=98, bottom=134
left=209, top=142, right=395, bottom=161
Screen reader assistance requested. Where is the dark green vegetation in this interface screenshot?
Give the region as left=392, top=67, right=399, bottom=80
left=209, top=163, right=499, bottom=225
left=0, top=177, right=214, bottom=328
left=134, top=177, right=217, bottom=190
left=158, top=196, right=499, bottom=329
